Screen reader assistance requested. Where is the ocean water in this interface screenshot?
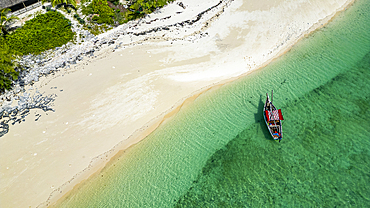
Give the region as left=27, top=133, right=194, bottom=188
left=56, top=0, right=370, bottom=207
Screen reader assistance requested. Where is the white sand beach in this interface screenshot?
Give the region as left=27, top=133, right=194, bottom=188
left=0, top=0, right=353, bottom=207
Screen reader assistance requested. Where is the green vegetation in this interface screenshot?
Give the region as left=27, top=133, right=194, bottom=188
left=6, top=11, right=74, bottom=55
left=81, top=0, right=175, bottom=33
left=124, top=0, right=174, bottom=22
left=83, top=0, right=115, bottom=24
left=0, top=38, right=19, bottom=92
left=108, top=0, right=120, bottom=6
left=0, top=11, right=74, bottom=92
left=1, top=9, right=20, bottom=92
left=42, top=0, right=77, bottom=9
left=83, top=23, right=109, bottom=35
left=74, top=13, right=86, bottom=24
left=0, top=8, right=19, bottom=36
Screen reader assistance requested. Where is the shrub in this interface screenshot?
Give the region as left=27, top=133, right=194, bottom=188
left=88, top=0, right=114, bottom=24
left=92, top=15, right=99, bottom=21
left=83, top=0, right=173, bottom=26
left=124, top=0, right=175, bottom=22
left=81, top=4, right=94, bottom=16
left=6, top=11, right=75, bottom=55
left=0, top=39, right=20, bottom=92
left=74, top=14, right=78, bottom=18
left=108, top=0, right=120, bottom=6
left=96, top=16, right=113, bottom=24
left=114, top=11, right=125, bottom=25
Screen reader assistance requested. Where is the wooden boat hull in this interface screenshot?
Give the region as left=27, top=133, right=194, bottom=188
left=263, top=92, right=283, bottom=141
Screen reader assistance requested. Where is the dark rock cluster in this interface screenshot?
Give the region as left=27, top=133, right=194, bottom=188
left=0, top=91, right=56, bottom=137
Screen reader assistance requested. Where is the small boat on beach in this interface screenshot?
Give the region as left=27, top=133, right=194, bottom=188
left=263, top=90, right=284, bottom=142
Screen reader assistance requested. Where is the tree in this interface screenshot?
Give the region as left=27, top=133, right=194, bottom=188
left=0, top=8, right=19, bottom=36
left=0, top=39, right=19, bottom=91
left=127, top=0, right=171, bottom=19
left=42, top=0, right=77, bottom=10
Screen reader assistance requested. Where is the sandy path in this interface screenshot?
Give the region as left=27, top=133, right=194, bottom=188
left=0, top=0, right=353, bottom=207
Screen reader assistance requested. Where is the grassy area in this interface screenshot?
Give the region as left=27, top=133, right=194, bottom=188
left=0, top=11, right=75, bottom=92
left=81, top=0, right=175, bottom=34
left=6, top=11, right=75, bottom=55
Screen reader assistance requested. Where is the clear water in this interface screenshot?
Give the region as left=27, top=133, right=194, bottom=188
left=57, top=0, right=370, bottom=207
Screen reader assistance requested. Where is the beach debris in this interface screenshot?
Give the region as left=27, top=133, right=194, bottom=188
left=177, top=2, right=186, bottom=9
left=0, top=120, right=9, bottom=137
left=0, top=90, right=56, bottom=137
left=35, top=114, right=41, bottom=121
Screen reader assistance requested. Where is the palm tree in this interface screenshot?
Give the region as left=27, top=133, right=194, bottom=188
left=42, top=0, right=77, bottom=10
left=0, top=8, right=19, bottom=37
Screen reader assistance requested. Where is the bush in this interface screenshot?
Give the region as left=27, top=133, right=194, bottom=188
left=96, top=16, right=113, bottom=24
left=92, top=15, right=99, bottom=21
left=124, top=0, right=175, bottom=22
left=114, top=11, right=125, bottom=25
left=74, top=14, right=78, bottom=18
left=83, top=0, right=174, bottom=26
left=0, top=39, right=20, bottom=92
left=81, top=4, right=94, bottom=16
left=88, top=0, right=114, bottom=24
left=6, top=11, right=75, bottom=55
left=108, top=0, right=120, bottom=6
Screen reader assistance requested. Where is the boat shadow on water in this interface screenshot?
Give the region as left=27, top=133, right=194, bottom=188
left=255, top=95, right=275, bottom=141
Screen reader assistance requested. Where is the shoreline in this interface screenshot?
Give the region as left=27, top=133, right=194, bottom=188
left=45, top=0, right=355, bottom=206
left=0, top=0, right=355, bottom=207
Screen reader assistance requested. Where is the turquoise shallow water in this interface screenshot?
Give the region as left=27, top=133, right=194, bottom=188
left=176, top=50, right=370, bottom=207
left=57, top=0, right=370, bottom=207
